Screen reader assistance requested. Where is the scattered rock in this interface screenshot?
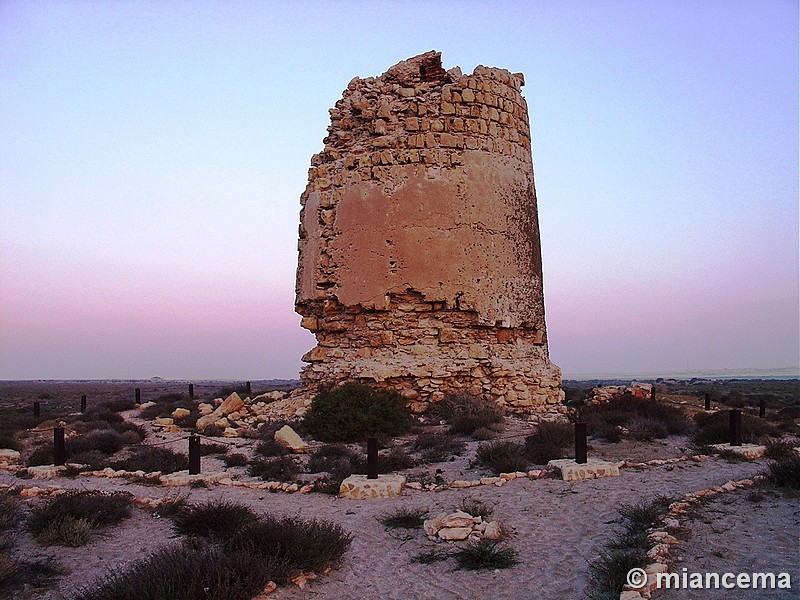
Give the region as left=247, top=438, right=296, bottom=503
left=274, top=425, right=309, bottom=453
left=171, top=408, right=190, bottom=419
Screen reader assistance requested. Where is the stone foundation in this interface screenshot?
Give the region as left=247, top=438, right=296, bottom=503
left=547, top=458, right=622, bottom=481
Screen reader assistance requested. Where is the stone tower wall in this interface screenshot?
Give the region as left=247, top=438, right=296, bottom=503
left=295, top=52, right=564, bottom=417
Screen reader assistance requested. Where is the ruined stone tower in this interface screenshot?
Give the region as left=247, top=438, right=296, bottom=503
left=295, top=51, right=564, bottom=417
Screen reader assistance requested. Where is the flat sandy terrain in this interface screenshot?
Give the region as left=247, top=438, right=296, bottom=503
left=1, top=380, right=797, bottom=600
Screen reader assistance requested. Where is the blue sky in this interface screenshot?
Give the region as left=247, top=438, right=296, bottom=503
left=1, top=0, right=797, bottom=379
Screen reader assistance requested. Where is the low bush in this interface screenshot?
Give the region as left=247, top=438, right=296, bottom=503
left=199, top=442, right=229, bottom=456
left=453, top=540, right=517, bottom=570
left=378, top=507, right=427, bottom=529
left=27, top=444, right=54, bottom=467
left=255, top=439, right=289, bottom=458
left=0, top=494, right=18, bottom=531
left=525, top=421, right=572, bottom=464
left=303, top=382, right=414, bottom=443
left=101, top=398, right=137, bottom=413
left=249, top=456, right=301, bottom=482
left=68, top=450, right=109, bottom=469
left=433, top=393, right=504, bottom=435
left=471, top=426, right=497, bottom=440
left=0, top=554, right=62, bottom=595
left=764, top=439, right=797, bottom=460
left=766, top=454, right=800, bottom=490
left=35, top=515, right=92, bottom=547
left=307, top=445, right=360, bottom=478
left=69, top=542, right=276, bottom=600
left=28, top=491, right=132, bottom=543
left=582, top=394, right=692, bottom=442
left=171, top=501, right=260, bottom=542
left=588, top=496, right=672, bottom=599
left=413, top=433, right=466, bottom=463
left=354, top=446, right=417, bottom=474
left=110, top=446, right=188, bottom=474
left=223, top=453, right=248, bottom=467
left=460, top=497, right=493, bottom=519
left=626, top=417, right=668, bottom=441
left=475, top=441, right=529, bottom=474
left=66, top=429, right=126, bottom=457
left=311, top=476, right=344, bottom=495
left=0, top=434, right=20, bottom=452
left=227, top=515, right=352, bottom=583
left=691, top=411, right=775, bottom=446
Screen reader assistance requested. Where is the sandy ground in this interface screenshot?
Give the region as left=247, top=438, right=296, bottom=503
left=1, top=381, right=797, bottom=599
left=2, top=458, right=779, bottom=600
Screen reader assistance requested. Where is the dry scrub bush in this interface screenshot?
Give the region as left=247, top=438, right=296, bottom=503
left=304, top=383, right=414, bottom=442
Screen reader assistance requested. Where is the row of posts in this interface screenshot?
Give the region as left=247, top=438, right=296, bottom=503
left=49, top=409, right=751, bottom=472
left=34, top=382, right=254, bottom=416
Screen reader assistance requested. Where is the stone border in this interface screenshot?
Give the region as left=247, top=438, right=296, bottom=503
left=0, top=452, right=718, bottom=495
left=619, top=475, right=765, bottom=599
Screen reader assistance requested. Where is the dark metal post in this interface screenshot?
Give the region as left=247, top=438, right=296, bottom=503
left=54, top=426, right=65, bottom=466
left=367, top=436, right=378, bottom=479
left=704, top=393, right=711, bottom=411
left=80, top=394, right=87, bottom=413
left=651, top=385, right=656, bottom=402
left=188, top=435, right=201, bottom=475
left=188, top=384, right=194, bottom=400
left=135, top=388, right=141, bottom=404
left=575, top=422, right=588, bottom=464
left=729, top=409, right=742, bottom=446
left=245, top=381, right=251, bottom=395
left=33, top=401, right=40, bottom=417
left=759, top=399, right=766, bottom=418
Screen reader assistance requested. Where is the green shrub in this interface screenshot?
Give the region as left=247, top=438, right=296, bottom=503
left=223, top=453, right=248, bottom=468
left=101, top=398, right=137, bottom=413
left=303, top=383, right=414, bottom=442
left=255, top=439, right=289, bottom=457
left=226, top=516, right=352, bottom=583
left=764, top=439, right=797, bottom=459
left=476, top=441, right=529, bottom=474
left=453, top=540, right=517, bottom=570
left=589, top=548, right=647, bottom=600
left=692, top=411, right=775, bottom=446
left=28, top=491, right=132, bottom=540
left=27, top=444, right=54, bottom=466
left=471, top=426, right=497, bottom=440
left=68, top=450, right=109, bottom=469
left=378, top=507, right=427, bottom=529
left=525, top=421, right=572, bottom=464
left=110, top=446, right=188, bottom=474
left=172, top=501, right=260, bottom=542
left=307, top=444, right=360, bottom=478
left=354, top=446, right=417, bottom=474
left=0, top=494, right=18, bottom=531
left=413, top=433, right=466, bottom=463
left=766, top=454, right=800, bottom=489
left=199, top=442, right=229, bottom=456
left=588, top=496, right=672, bottom=600
left=69, top=542, right=277, bottom=600
left=0, top=434, right=20, bottom=451
left=66, top=429, right=126, bottom=456
left=249, top=456, right=300, bottom=482
left=626, top=417, right=668, bottom=441
left=583, top=394, right=692, bottom=442
left=460, top=497, right=493, bottom=519
left=433, top=393, right=504, bottom=435
left=35, top=515, right=92, bottom=547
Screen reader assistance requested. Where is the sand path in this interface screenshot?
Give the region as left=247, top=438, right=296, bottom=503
left=2, top=458, right=773, bottom=600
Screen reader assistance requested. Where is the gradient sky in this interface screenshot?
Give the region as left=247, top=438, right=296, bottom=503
left=1, top=1, right=797, bottom=380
